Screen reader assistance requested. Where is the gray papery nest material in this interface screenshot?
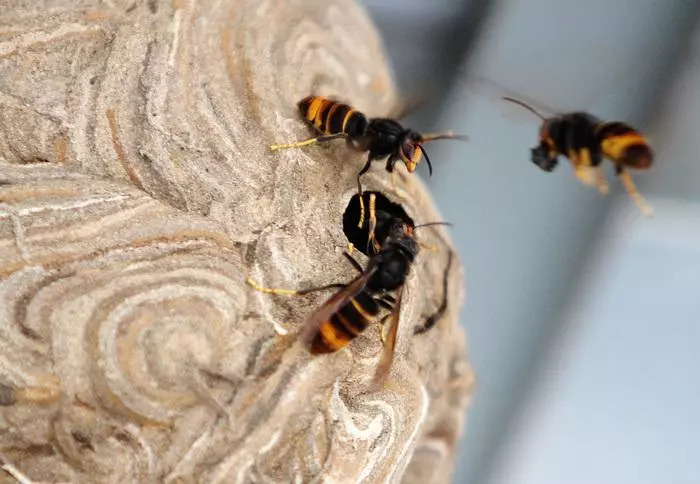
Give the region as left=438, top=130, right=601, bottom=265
left=0, top=0, right=473, bottom=482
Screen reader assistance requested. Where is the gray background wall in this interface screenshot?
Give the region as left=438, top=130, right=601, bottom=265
left=360, top=1, right=700, bottom=483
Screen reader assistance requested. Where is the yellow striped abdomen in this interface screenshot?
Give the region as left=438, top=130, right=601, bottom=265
left=297, top=96, right=368, bottom=137
left=596, top=121, right=653, bottom=170
left=309, top=291, right=379, bottom=354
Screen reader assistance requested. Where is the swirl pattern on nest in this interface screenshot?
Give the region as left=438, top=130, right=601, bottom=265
left=0, top=1, right=471, bottom=482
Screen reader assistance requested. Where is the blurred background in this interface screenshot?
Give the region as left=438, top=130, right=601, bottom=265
left=360, top=1, right=700, bottom=483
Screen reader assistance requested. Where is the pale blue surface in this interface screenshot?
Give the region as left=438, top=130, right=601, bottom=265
left=489, top=201, right=700, bottom=484
left=425, top=1, right=694, bottom=481
left=360, top=1, right=700, bottom=483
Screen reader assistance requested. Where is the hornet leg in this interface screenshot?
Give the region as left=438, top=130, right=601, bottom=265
left=270, top=133, right=347, bottom=151
left=617, top=167, right=653, bottom=216
left=356, top=156, right=374, bottom=229
left=246, top=278, right=345, bottom=296
left=595, top=166, right=610, bottom=195
left=366, top=193, right=379, bottom=254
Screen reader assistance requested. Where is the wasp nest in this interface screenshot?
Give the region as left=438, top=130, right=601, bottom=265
left=0, top=0, right=473, bottom=482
